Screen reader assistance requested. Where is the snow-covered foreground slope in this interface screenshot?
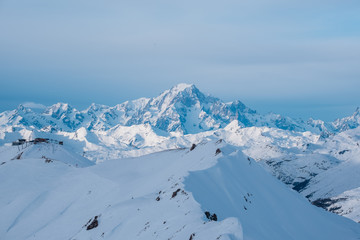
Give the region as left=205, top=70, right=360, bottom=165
left=1, top=141, right=360, bottom=240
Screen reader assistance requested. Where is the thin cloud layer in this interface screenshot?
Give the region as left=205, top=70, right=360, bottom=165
left=0, top=0, right=359, bottom=120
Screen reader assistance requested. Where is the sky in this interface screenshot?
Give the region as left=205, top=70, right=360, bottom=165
left=0, top=0, right=359, bottom=121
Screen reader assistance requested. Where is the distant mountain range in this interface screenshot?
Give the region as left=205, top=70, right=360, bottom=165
left=1, top=83, right=359, bottom=135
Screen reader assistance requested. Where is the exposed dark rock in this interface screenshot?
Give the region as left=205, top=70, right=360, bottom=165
left=190, top=144, right=196, bottom=151
left=14, top=152, right=23, bottom=160
left=339, top=150, right=350, bottom=155
left=305, top=192, right=314, bottom=199
left=215, top=148, right=221, bottom=155
left=171, top=188, right=181, bottom=198
left=329, top=206, right=342, bottom=212
left=86, top=216, right=99, bottom=230
left=204, top=211, right=217, bottom=221
left=189, top=233, right=195, bottom=240
left=292, top=179, right=310, bottom=192
left=210, top=213, right=217, bottom=221
left=312, top=197, right=347, bottom=212
left=156, top=196, right=160, bottom=201
left=313, top=198, right=334, bottom=209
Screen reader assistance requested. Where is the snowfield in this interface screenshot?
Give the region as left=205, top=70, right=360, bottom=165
left=1, top=141, right=360, bottom=240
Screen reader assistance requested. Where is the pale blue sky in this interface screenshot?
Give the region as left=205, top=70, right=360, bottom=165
left=0, top=0, right=359, bottom=121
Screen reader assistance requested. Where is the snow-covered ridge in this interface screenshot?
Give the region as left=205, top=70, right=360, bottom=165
left=1, top=141, right=359, bottom=240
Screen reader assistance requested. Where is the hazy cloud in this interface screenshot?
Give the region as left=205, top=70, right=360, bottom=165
left=22, top=102, right=46, bottom=109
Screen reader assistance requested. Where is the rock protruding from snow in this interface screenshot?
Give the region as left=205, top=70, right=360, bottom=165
left=86, top=216, right=99, bottom=230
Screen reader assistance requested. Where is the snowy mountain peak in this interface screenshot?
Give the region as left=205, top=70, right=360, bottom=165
left=86, top=103, right=109, bottom=112
left=154, top=83, right=204, bottom=106
left=45, top=102, right=74, bottom=116
left=115, top=97, right=150, bottom=111
left=15, top=104, right=31, bottom=113
left=353, top=107, right=360, bottom=117
left=330, top=107, right=360, bottom=132
left=170, top=83, right=196, bottom=93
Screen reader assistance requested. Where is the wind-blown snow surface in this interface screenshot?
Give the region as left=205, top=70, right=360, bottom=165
left=1, top=141, right=360, bottom=240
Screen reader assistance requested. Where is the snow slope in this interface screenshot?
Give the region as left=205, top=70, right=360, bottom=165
left=1, top=141, right=360, bottom=240
left=212, top=122, right=360, bottom=223
left=299, top=127, right=360, bottom=222
left=185, top=144, right=360, bottom=239
left=0, top=143, right=94, bottom=167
